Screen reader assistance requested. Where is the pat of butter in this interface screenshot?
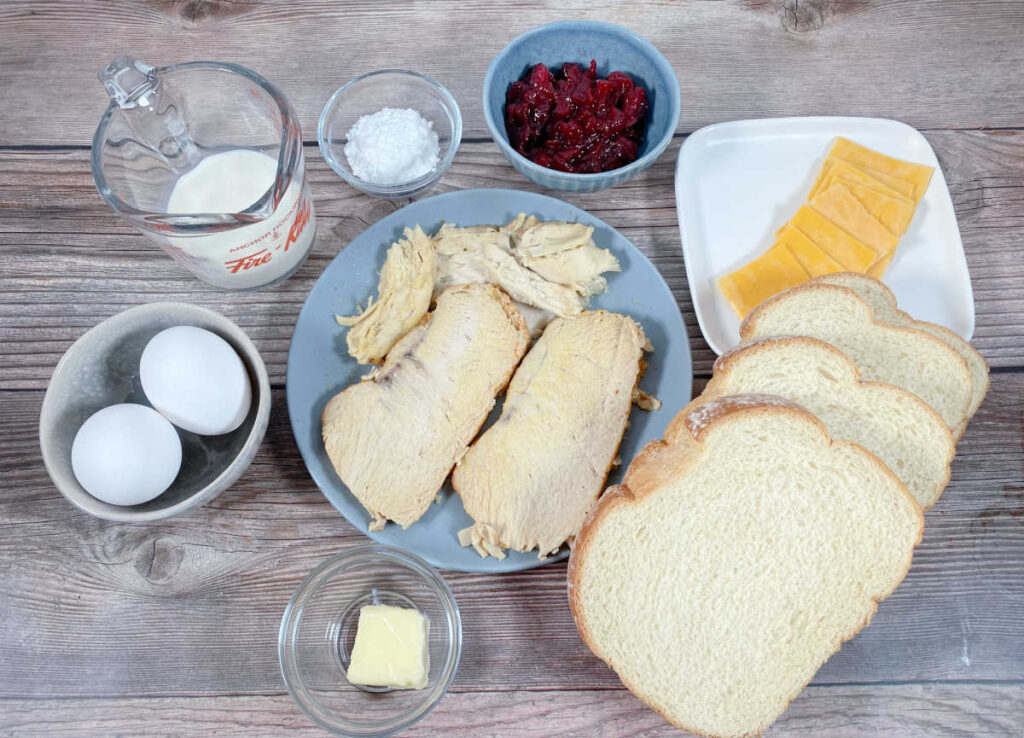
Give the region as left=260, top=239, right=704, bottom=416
left=346, top=604, right=430, bottom=690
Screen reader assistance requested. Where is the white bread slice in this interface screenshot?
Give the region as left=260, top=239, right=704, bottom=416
left=453, top=311, right=647, bottom=559
left=814, top=272, right=989, bottom=425
left=322, top=284, right=529, bottom=529
left=665, top=336, right=954, bottom=509
left=740, top=283, right=973, bottom=434
left=569, top=396, right=923, bottom=738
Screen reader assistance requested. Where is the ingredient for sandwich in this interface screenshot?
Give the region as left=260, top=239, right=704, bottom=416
left=740, top=276, right=975, bottom=433
left=816, top=271, right=990, bottom=425
left=568, top=395, right=923, bottom=738
left=717, top=137, right=935, bottom=318
left=433, top=218, right=620, bottom=332
left=505, top=61, right=647, bottom=173
left=667, top=334, right=955, bottom=510
left=454, top=311, right=649, bottom=560
left=573, top=279, right=985, bottom=737
left=323, top=284, right=530, bottom=530
left=336, top=214, right=622, bottom=365
left=335, top=226, right=435, bottom=365
left=165, top=149, right=316, bottom=290
left=140, top=326, right=252, bottom=435
left=346, top=604, right=430, bottom=690
left=166, top=149, right=276, bottom=215
left=344, top=108, right=440, bottom=185
left=507, top=218, right=621, bottom=297
left=71, top=404, right=182, bottom=506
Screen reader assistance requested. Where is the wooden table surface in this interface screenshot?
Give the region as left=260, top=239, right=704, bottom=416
left=1, top=1, right=1023, bottom=736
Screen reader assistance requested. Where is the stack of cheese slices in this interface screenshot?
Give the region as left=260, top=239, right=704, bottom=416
left=717, top=138, right=934, bottom=318
left=569, top=272, right=988, bottom=738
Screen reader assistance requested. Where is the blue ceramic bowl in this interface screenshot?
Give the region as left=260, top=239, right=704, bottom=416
left=483, top=21, right=680, bottom=193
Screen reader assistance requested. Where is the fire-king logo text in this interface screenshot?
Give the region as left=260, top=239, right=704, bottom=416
left=282, top=196, right=312, bottom=253
left=222, top=193, right=312, bottom=273
left=224, top=248, right=272, bottom=273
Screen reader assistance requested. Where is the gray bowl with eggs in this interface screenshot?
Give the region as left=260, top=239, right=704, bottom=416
left=39, top=302, right=271, bottom=522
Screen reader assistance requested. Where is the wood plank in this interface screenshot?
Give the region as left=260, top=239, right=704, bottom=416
left=1, top=373, right=1021, bottom=697
left=1, top=1, right=1024, bottom=145
left=1, top=128, right=1022, bottom=389
left=2, top=684, right=1022, bottom=737
left=3, top=2, right=1022, bottom=731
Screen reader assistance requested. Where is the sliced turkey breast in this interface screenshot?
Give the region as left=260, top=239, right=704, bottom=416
left=453, top=311, right=648, bottom=559
left=323, top=283, right=530, bottom=530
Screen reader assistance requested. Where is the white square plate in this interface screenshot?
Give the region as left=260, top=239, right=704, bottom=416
left=675, top=116, right=975, bottom=355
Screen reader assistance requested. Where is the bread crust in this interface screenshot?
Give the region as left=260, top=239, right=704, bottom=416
left=662, top=335, right=955, bottom=507
left=739, top=282, right=974, bottom=436
left=567, top=396, right=924, bottom=738
left=814, top=271, right=989, bottom=422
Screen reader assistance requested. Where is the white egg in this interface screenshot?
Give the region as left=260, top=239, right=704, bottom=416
left=140, top=326, right=252, bottom=436
left=71, top=404, right=182, bottom=506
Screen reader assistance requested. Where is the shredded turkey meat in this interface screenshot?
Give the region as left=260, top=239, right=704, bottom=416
left=515, top=221, right=621, bottom=297
left=335, top=226, right=435, bottom=364
left=336, top=215, right=623, bottom=361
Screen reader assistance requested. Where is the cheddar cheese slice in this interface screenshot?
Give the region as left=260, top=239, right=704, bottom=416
left=816, top=158, right=918, bottom=200
left=777, top=227, right=844, bottom=277
left=782, top=206, right=877, bottom=272
left=808, top=159, right=840, bottom=200
left=717, top=243, right=810, bottom=318
left=811, top=159, right=913, bottom=202
left=862, top=167, right=917, bottom=199
left=867, top=251, right=895, bottom=279
left=724, top=138, right=927, bottom=317
left=836, top=179, right=916, bottom=236
left=827, top=137, right=934, bottom=202
left=811, top=182, right=899, bottom=256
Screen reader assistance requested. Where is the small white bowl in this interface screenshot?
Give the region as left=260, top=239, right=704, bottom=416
left=39, top=303, right=271, bottom=522
left=318, top=69, right=462, bottom=199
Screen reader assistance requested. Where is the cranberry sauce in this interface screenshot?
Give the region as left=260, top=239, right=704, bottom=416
left=504, top=60, right=648, bottom=174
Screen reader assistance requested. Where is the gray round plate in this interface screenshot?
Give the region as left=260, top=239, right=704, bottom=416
left=287, top=188, right=692, bottom=573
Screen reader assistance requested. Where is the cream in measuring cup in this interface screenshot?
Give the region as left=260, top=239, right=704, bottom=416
left=165, top=149, right=314, bottom=288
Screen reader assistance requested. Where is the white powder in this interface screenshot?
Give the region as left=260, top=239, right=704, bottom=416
left=344, top=108, right=441, bottom=186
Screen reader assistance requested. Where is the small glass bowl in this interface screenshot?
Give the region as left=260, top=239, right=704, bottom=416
left=318, top=70, right=462, bottom=199
left=278, top=545, right=461, bottom=737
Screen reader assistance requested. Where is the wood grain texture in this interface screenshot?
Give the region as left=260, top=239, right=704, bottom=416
left=2, top=3, right=1024, bottom=734
left=2, top=684, right=1023, bottom=737
left=1, top=1, right=1024, bottom=145
left=1, top=128, right=1022, bottom=390
left=1, top=374, right=1021, bottom=697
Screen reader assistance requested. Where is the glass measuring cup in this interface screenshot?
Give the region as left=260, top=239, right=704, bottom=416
left=92, top=56, right=316, bottom=290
